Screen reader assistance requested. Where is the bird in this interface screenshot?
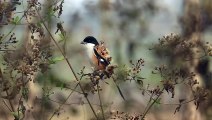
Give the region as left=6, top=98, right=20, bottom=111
left=81, top=36, right=111, bottom=70
left=81, top=36, right=126, bottom=101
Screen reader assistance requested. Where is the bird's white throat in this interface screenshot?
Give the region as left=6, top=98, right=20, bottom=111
left=84, top=43, right=95, bottom=59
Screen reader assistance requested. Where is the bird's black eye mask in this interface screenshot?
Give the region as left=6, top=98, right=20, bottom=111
left=93, top=48, right=110, bottom=66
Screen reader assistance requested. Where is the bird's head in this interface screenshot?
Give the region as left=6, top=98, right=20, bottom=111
left=81, top=36, right=99, bottom=47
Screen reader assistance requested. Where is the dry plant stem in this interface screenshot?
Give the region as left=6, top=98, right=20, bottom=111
left=164, top=99, right=196, bottom=106
left=2, top=100, right=12, bottom=112
left=17, top=95, right=23, bottom=119
left=48, top=74, right=82, bottom=120
left=97, top=83, right=105, bottom=120
left=34, top=7, right=99, bottom=120
left=141, top=88, right=164, bottom=120
left=63, top=33, right=67, bottom=55
left=64, top=86, right=83, bottom=94
left=0, top=68, right=15, bottom=113
left=142, top=93, right=154, bottom=115
left=47, top=98, right=101, bottom=106
left=112, top=77, right=125, bottom=100
left=1, top=25, right=16, bottom=41
left=0, top=50, right=15, bottom=51
left=6, top=90, right=15, bottom=112
left=141, top=70, right=165, bottom=119
left=48, top=86, right=76, bottom=120
left=1, top=8, right=29, bottom=42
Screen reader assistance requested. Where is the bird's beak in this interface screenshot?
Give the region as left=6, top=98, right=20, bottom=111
left=80, top=41, right=85, bottom=44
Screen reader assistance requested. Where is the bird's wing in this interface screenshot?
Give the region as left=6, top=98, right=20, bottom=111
left=93, top=47, right=110, bottom=66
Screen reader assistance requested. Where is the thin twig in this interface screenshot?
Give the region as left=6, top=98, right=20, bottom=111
left=0, top=68, right=15, bottom=112
left=35, top=5, right=99, bottom=120
left=112, top=77, right=125, bottom=101
left=97, top=83, right=105, bottom=120
left=34, top=6, right=99, bottom=120
left=0, top=49, right=16, bottom=51
left=46, top=98, right=101, bottom=106
left=48, top=85, right=77, bottom=120
left=1, top=8, right=30, bottom=42
left=17, top=95, right=23, bottom=119
left=5, top=90, right=15, bottom=111
left=142, top=93, right=154, bottom=115
left=141, top=88, right=164, bottom=120
left=63, top=85, right=83, bottom=94
left=163, top=99, right=195, bottom=106
left=141, top=69, right=167, bottom=119
left=2, top=100, right=12, bottom=112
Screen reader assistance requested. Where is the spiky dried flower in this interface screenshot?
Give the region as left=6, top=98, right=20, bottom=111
left=0, top=1, right=19, bottom=25
left=126, top=58, right=145, bottom=86
left=53, top=0, right=64, bottom=17
left=55, top=22, right=65, bottom=35
left=161, top=80, right=175, bottom=98
left=152, top=33, right=212, bottom=61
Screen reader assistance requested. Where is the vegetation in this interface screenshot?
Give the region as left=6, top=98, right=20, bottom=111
left=0, top=0, right=211, bottom=120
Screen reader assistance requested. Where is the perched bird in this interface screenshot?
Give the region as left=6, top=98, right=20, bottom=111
left=81, top=36, right=111, bottom=70
left=81, top=36, right=126, bottom=101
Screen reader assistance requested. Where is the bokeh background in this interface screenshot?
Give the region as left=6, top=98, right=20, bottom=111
left=0, top=0, right=212, bottom=120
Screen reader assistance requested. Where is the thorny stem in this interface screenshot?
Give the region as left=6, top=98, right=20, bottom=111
left=34, top=7, right=99, bottom=119
left=97, top=83, right=105, bottom=120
